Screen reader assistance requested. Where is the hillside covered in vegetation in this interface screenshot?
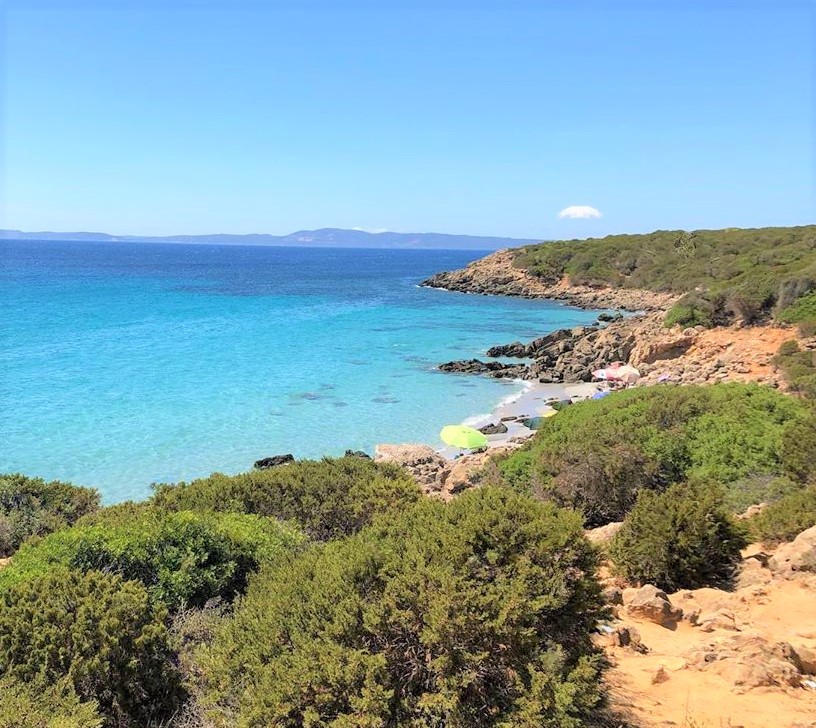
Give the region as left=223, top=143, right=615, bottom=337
left=513, top=225, right=816, bottom=328
left=0, top=384, right=814, bottom=727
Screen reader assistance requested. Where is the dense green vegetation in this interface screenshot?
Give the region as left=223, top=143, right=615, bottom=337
left=0, top=507, right=303, bottom=609
left=773, top=339, right=816, bottom=399
left=197, top=487, right=606, bottom=728
left=609, top=481, right=746, bottom=591
left=513, top=225, right=816, bottom=326
left=0, top=676, right=102, bottom=728
left=0, top=473, right=99, bottom=556
left=748, top=486, right=816, bottom=545
left=0, top=568, right=180, bottom=726
left=152, top=455, right=422, bottom=540
left=493, top=383, right=814, bottom=524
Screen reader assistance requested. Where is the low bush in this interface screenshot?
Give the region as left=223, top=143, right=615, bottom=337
left=152, top=455, right=422, bottom=541
left=198, top=487, right=606, bottom=727
left=0, top=473, right=99, bottom=556
left=0, top=568, right=181, bottom=726
left=0, top=676, right=102, bottom=728
left=773, top=340, right=816, bottom=399
left=0, top=508, right=303, bottom=610
left=748, top=486, right=816, bottom=545
left=610, top=481, right=746, bottom=591
left=495, top=384, right=809, bottom=527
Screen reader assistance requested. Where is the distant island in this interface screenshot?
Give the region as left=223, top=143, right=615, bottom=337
left=0, top=227, right=539, bottom=251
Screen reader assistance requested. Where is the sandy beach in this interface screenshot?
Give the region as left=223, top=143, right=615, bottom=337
left=436, top=379, right=604, bottom=459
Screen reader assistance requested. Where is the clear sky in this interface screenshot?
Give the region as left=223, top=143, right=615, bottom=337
left=1, top=0, right=813, bottom=239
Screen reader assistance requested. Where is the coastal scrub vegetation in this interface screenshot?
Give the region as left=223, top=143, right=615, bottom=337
left=512, top=225, right=816, bottom=327
left=0, top=507, right=304, bottom=609
left=197, top=487, right=606, bottom=728
left=0, top=568, right=181, bottom=726
left=0, top=472, right=99, bottom=556
left=748, top=485, right=816, bottom=546
left=493, top=383, right=814, bottom=525
left=0, top=675, right=103, bottom=728
left=773, top=339, right=816, bottom=399
left=609, top=481, right=746, bottom=591
left=152, top=455, right=422, bottom=540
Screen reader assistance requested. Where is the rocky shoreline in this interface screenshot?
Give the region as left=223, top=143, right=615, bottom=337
left=421, top=248, right=679, bottom=312
left=427, top=250, right=795, bottom=389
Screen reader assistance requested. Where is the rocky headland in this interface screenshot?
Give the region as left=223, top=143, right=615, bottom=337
left=422, top=248, right=679, bottom=311
left=425, top=249, right=801, bottom=389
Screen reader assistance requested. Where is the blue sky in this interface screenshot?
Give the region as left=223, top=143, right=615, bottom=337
left=1, top=0, right=813, bottom=239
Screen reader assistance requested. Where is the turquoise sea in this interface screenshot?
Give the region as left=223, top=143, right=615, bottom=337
left=0, top=240, right=600, bottom=503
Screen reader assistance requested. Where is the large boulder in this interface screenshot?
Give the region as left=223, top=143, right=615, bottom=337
left=374, top=444, right=448, bottom=495
left=623, top=584, right=683, bottom=627
left=768, top=525, right=816, bottom=578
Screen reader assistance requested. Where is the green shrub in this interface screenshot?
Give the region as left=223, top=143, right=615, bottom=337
left=779, top=412, right=816, bottom=482
left=0, top=568, right=181, bottom=726
left=198, top=487, right=606, bottom=727
left=0, top=676, right=102, bottom=728
left=777, top=290, right=816, bottom=325
left=152, top=455, right=421, bottom=541
left=610, top=482, right=747, bottom=591
left=773, top=340, right=816, bottom=399
left=0, top=473, right=99, bottom=556
left=0, top=508, right=304, bottom=610
left=748, top=486, right=816, bottom=545
left=495, top=384, right=809, bottom=527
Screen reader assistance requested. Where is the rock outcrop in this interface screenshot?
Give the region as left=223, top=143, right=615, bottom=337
left=768, top=525, right=816, bottom=578
left=374, top=444, right=448, bottom=495
left=623, top=585, right=683, bottom=627
left=253, top=454, right=295, bottom=469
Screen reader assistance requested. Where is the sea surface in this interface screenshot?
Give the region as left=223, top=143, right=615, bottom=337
left=1, top=240, right=601, bottom=503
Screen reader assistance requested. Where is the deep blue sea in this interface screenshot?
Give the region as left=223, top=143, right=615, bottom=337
left=0, top=240, right=600, bottom=503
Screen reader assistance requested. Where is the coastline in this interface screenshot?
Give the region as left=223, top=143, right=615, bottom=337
left=435, top=378, right=603, bottom=459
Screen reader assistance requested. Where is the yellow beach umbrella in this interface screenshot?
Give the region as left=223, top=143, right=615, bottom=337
left=440, top=425, right=488, bottom=450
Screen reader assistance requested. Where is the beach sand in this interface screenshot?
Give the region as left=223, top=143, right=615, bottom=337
left=436, top=379, right=604, bottom=459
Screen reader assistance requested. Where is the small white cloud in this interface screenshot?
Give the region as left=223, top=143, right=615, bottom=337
left=557, top=205, right=602, bottom=220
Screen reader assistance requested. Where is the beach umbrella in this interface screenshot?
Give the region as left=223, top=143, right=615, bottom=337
left=592, top=391, right=611, bottom=400
left=592, top=368, right=608, bottom=380
left=440, top=425, right=488, bottom=450
left=541, top=409, right=559, bottom=418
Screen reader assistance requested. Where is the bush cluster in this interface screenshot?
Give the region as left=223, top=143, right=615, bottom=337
left=0, top=676, right=102, bottom=728
left=0, top=568, right=180, bottom=726
left=0, top=507, right=304, bottom=610
left=152, top=455, right=422, bottom=540
left=0, top=473, right=99, bottom=556
left=773, top=340, right=816, bottom=400
left=512, top=225, right=816, bottom=327
left=610, top=481, right=747, bottom=591
left=496, top=384, right=810, bottom=525
left=198, top=487, right=606, bottom=727
left=748, top=486, right=816, bottom=545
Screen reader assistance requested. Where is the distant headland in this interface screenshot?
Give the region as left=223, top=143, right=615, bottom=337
left=0, top=227, right=539, bottom=251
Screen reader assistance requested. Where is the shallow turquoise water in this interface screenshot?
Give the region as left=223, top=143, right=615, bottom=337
left=0, top=240, right=600, bottom=502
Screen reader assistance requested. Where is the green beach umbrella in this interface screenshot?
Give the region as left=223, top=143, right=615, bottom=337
left=440, top=425, right=488, bottom=450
